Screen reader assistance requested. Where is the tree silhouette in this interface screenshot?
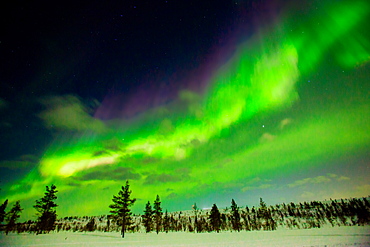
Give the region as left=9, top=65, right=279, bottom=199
left=209, top=203, right=221, bottom=232
left=230, top=199, right=241, bottom=232
left=192, top=203, right=203, bottom=232
left=85, top=218, right=96, bottom=232
left=34, top=184, right=58, bottom=234
left=258, top=198, right=276, bottom=230
left=163, top=210, right=170, bottom=233
left=109, top=180, right=136, bottom=238
left=0, top=199, right=8, bottom=223
left=5, top=201, right=23, bottom=235
left=142, top=201, right=153, bottom=233
left=153, top=195, right=163, bottom=234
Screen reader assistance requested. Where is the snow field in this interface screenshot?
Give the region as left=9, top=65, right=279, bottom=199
left=1, top=225, right=369, bottom=247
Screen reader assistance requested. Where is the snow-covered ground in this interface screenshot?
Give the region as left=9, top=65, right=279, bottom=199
left=1, top=226, right=369, bottom=247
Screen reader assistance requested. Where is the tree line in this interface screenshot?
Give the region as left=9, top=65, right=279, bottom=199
left=1, top=180, right=370, bottom=237
left=0, top=184, right=58, bottom=235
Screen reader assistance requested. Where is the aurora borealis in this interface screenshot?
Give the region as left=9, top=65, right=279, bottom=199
left=1, top=0, right=369, bottom=221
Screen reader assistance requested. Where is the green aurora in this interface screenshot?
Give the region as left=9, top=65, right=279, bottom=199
left=2, top=0, right=370, bottom=220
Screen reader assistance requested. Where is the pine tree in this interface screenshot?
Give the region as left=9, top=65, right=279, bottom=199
left=85, top=218, right=96, bottom=232
left=259, top=197, right=269, bottom=230
left=209, top=203, right=221, bottom=232
left=34, top=184, right=58, bottom=234
left=142, top=201, right=153, bottom=233
left=5, top=201, right=23, bottom=235
left=153, top=195, right=163, bottom=234
left=241, top=209, right=251, bottom=231
left=109, top=180, right=136, bottom=238
left=220, top=213, right=227, bottom=231
left=230, top=199, right=241, bottom=232
left=0, top=199, right=8, bottom=223
left=163, top=210, right=170, bottom=233
left=192, top=203, right=201, bottom=232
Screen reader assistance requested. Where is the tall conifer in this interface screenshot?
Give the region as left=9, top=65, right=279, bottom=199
left=230, top=199, right=241, bottom=232
left=163, top=210, right=170, bottom=233
left=5, top=201, right=22, bottom=235
left=209, top=203, right=221, bottom=232
left=34, top=184, right=58, bottom=234
left=142, top=201, right=153, bottom=233
left=109, top=180, right=136, bottom=238
left=0, top=199, right=8, bottom=223
left=153, top=195, right=163, bottom=234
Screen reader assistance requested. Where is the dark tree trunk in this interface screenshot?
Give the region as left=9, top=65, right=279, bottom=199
left=121, top=224, right=125, bottom=238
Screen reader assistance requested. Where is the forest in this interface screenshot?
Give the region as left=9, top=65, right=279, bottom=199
left=1, top=181, right=369, bottom=236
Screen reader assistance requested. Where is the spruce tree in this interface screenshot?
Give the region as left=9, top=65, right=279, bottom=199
left=153, top=195, right=163, bottom=234
left=230, top=199, right=241, bottom=232
left=142, top=201, right=153, bottom=233
left=193, top=203, right=201, bottom=232
left=259, top=197, right=268, bottom=230
left=34, top=184, right=58, bottom=234
left=259, top=198, right=276, bottom=231
left=5, top=201, right=23, bottom=235
left=85, top=218, right=96, bottom=232
left=0, top=199, right=8, bottom=223
left=163, top=210, right=170, bottom=233
left=209, top=203, right=221, bottom=232
left=109, top=180, right=136, bottom=238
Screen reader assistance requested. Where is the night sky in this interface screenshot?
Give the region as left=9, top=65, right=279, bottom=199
left=1, top=0, right=369, bottom=221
